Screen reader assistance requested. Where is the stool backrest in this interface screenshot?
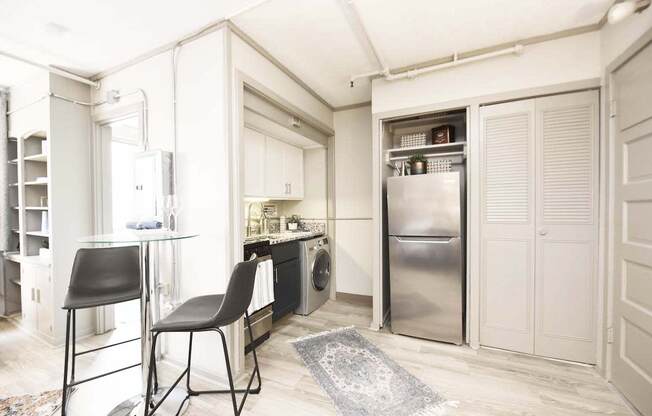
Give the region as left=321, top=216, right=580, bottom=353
left=213, top=258, right=259, bottom=326
left=68, top=246, right=141, bottom=302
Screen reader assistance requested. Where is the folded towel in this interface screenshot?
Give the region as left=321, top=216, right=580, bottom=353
left=248, top=259, right=275, bottom=315
left=126, top=220, right=162, bottom=230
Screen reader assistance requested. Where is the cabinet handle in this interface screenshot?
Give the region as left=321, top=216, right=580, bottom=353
left=274, top=268, right=278, bottom=284
left=31, top=288, right=35, bottom=301
left=36, top=289, right=40, bottom=304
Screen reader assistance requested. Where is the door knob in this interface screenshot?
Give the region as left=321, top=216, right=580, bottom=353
left=538, top=228, right=548, bottom=236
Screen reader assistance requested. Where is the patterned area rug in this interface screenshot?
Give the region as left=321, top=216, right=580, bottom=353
left=0, top=390, right=62, bottom=416
left=292, top=327, right=456, bottom=416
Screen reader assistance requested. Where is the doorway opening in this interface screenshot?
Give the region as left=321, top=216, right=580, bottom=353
left=94, top=110, right=144, bottom=332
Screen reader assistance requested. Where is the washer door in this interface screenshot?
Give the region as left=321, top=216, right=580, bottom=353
left=312, top=249, right=331, bottom=291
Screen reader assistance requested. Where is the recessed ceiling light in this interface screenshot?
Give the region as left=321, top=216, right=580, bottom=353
left=44, top=22, right=70, bottom=37
left=608, top=0, right=651, bottom=24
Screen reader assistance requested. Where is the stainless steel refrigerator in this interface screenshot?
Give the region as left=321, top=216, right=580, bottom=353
left=387, top=172, right=464, bottom=345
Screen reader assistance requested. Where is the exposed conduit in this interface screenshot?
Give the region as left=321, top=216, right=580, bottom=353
left=168, top=0, right=273, bottom=306
left=5, top=92, right=107, bottom=115
left=343, top=0, right=524, bottom=86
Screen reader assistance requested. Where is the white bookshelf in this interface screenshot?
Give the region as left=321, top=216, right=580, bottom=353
left=5, top=72, right=93, bottom=344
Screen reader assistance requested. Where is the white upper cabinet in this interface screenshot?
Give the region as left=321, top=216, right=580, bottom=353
left=244, top=130, right=304, bottom=200
left=283, top=144, right=304, bottom=199
left=243, top=127, right=266, bottom=198
left=264, top=136, right=289, bottom=198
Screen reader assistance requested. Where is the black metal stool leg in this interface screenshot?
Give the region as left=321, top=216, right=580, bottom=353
left=144, top=333, right=159, bottom=416
left=244, top=312, right=262, bottom=394
left=186, top=332, right=194, bottom=394
left=71, top=309, right=76, bottom=383
left=61, top=310, right=71, bottom=416
left=218, top=328, right=240, bottom=416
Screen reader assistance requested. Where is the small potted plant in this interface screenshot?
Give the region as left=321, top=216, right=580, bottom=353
left=287, top=215, right=301, bottom=231
left=409, top=154, right=427, bottom=175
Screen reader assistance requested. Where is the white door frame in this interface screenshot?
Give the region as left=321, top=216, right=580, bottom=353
left=602, top=25, right=652, bottom=391
left=90, top=103, right=144, bottom=333
left=230, top=67, right=336, bottom=376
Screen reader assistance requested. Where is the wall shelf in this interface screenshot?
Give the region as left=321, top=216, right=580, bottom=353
left=385, top=142, right=467, bottom=166
left=24, top=154, right=47, bottom=162
left=5, top=252, right=22, bottom=263
left=24, top=180, right=49, bottom=186
left=26, top=231, right=49, bottom=238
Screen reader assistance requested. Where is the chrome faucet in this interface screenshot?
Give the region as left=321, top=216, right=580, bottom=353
left=246, top=202, right=268, bottom=237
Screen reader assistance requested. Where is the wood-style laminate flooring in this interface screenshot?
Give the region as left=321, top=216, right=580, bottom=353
left=0, top=298, right=634, bottom=415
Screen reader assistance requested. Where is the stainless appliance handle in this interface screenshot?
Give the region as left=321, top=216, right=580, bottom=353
left=395, top=237, right=455, bottom=243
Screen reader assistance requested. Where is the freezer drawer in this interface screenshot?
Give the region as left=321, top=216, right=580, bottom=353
left=389, top=236, right=463, bottom=344
left=387, top=173, right=461, bottom=237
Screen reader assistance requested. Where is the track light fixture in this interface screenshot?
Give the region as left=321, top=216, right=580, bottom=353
left=608, top=0, right=651, bottom=24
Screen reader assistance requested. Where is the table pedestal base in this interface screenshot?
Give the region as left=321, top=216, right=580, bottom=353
left=107, top=387, right=190, bottom=416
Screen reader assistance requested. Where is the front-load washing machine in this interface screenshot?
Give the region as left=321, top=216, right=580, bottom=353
left=296, top=236, right=331, bottom=315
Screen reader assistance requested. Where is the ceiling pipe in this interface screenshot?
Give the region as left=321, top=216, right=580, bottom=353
left=0, top=49, right=100, bottom=89
left=384, top=44, right=524, bottom=82
left=350, top=44, right=524, bottom=85
left=339, top=0, right=390, bottom=86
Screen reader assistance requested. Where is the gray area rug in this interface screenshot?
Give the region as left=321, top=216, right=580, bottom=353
left=0, top=389, right=62, bottom=416
left=292, top=326, right=455, bottom=416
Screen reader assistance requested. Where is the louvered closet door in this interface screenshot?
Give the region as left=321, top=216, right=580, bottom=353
left=534, top=91, right=598, bottom=363
left=480, top=100, right=536, bottom=354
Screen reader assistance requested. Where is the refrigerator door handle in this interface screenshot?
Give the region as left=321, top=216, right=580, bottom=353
left=394, top=236, right=455, bottom=244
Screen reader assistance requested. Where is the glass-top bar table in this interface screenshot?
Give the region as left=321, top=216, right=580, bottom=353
left=78, top=231, right=198, bottom=416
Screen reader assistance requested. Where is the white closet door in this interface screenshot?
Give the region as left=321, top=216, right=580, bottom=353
left=243, top=127, right=266, bottom=197
left=534, top=91, right=598, bottom=363
left=480, top=100, right=536, bottom=354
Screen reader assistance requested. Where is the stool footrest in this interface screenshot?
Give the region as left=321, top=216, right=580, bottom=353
left=147, top=368, right=188, bottom=415
left=74, top=337, right=140, bottom=357
left=68, top=362, right=141, bottom=387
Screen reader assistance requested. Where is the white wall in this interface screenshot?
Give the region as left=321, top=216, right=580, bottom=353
left=600, top=7, right=652, bottom=69
left=333, top=106, right=373, bottom=296
left=92, top=29, right=231, bottom=380
left=372, top=31, right=602, bottom=114
left=230, top=34, right=333, bottom=129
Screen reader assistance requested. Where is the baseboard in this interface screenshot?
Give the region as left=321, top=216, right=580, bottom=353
left=336, top=292, right=373, bottom=306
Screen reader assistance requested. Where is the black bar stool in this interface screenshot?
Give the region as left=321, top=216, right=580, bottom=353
left=144, top=258, right=261, bottom=416
left=61, top=246, right=142, bottom=416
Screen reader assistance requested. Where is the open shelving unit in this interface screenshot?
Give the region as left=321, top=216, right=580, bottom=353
left=383, top=108, right=468, bottom=171
left=2, top=72, right=94, bottom=344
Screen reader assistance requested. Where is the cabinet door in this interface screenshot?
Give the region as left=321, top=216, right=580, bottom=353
left=534, top=91, right=598, bottom=364
left=19, top=264, right=37, bottom=331
left=284, top=145, right=304, bottom=199
left=35, top=265, right=53, bottom=337
left=264, top=137, right=287, bottom=198
left=272, top=259, right=300, bottom=321
left=243, top=128, right=266, bottom=197
left=480, top=99, right=536, bottom=354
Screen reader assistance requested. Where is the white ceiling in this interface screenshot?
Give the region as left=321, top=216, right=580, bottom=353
left=0, top=0, right=612, bottom=105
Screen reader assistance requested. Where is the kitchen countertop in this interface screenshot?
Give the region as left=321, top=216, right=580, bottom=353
left=244, top=230, right=324, bottom=245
